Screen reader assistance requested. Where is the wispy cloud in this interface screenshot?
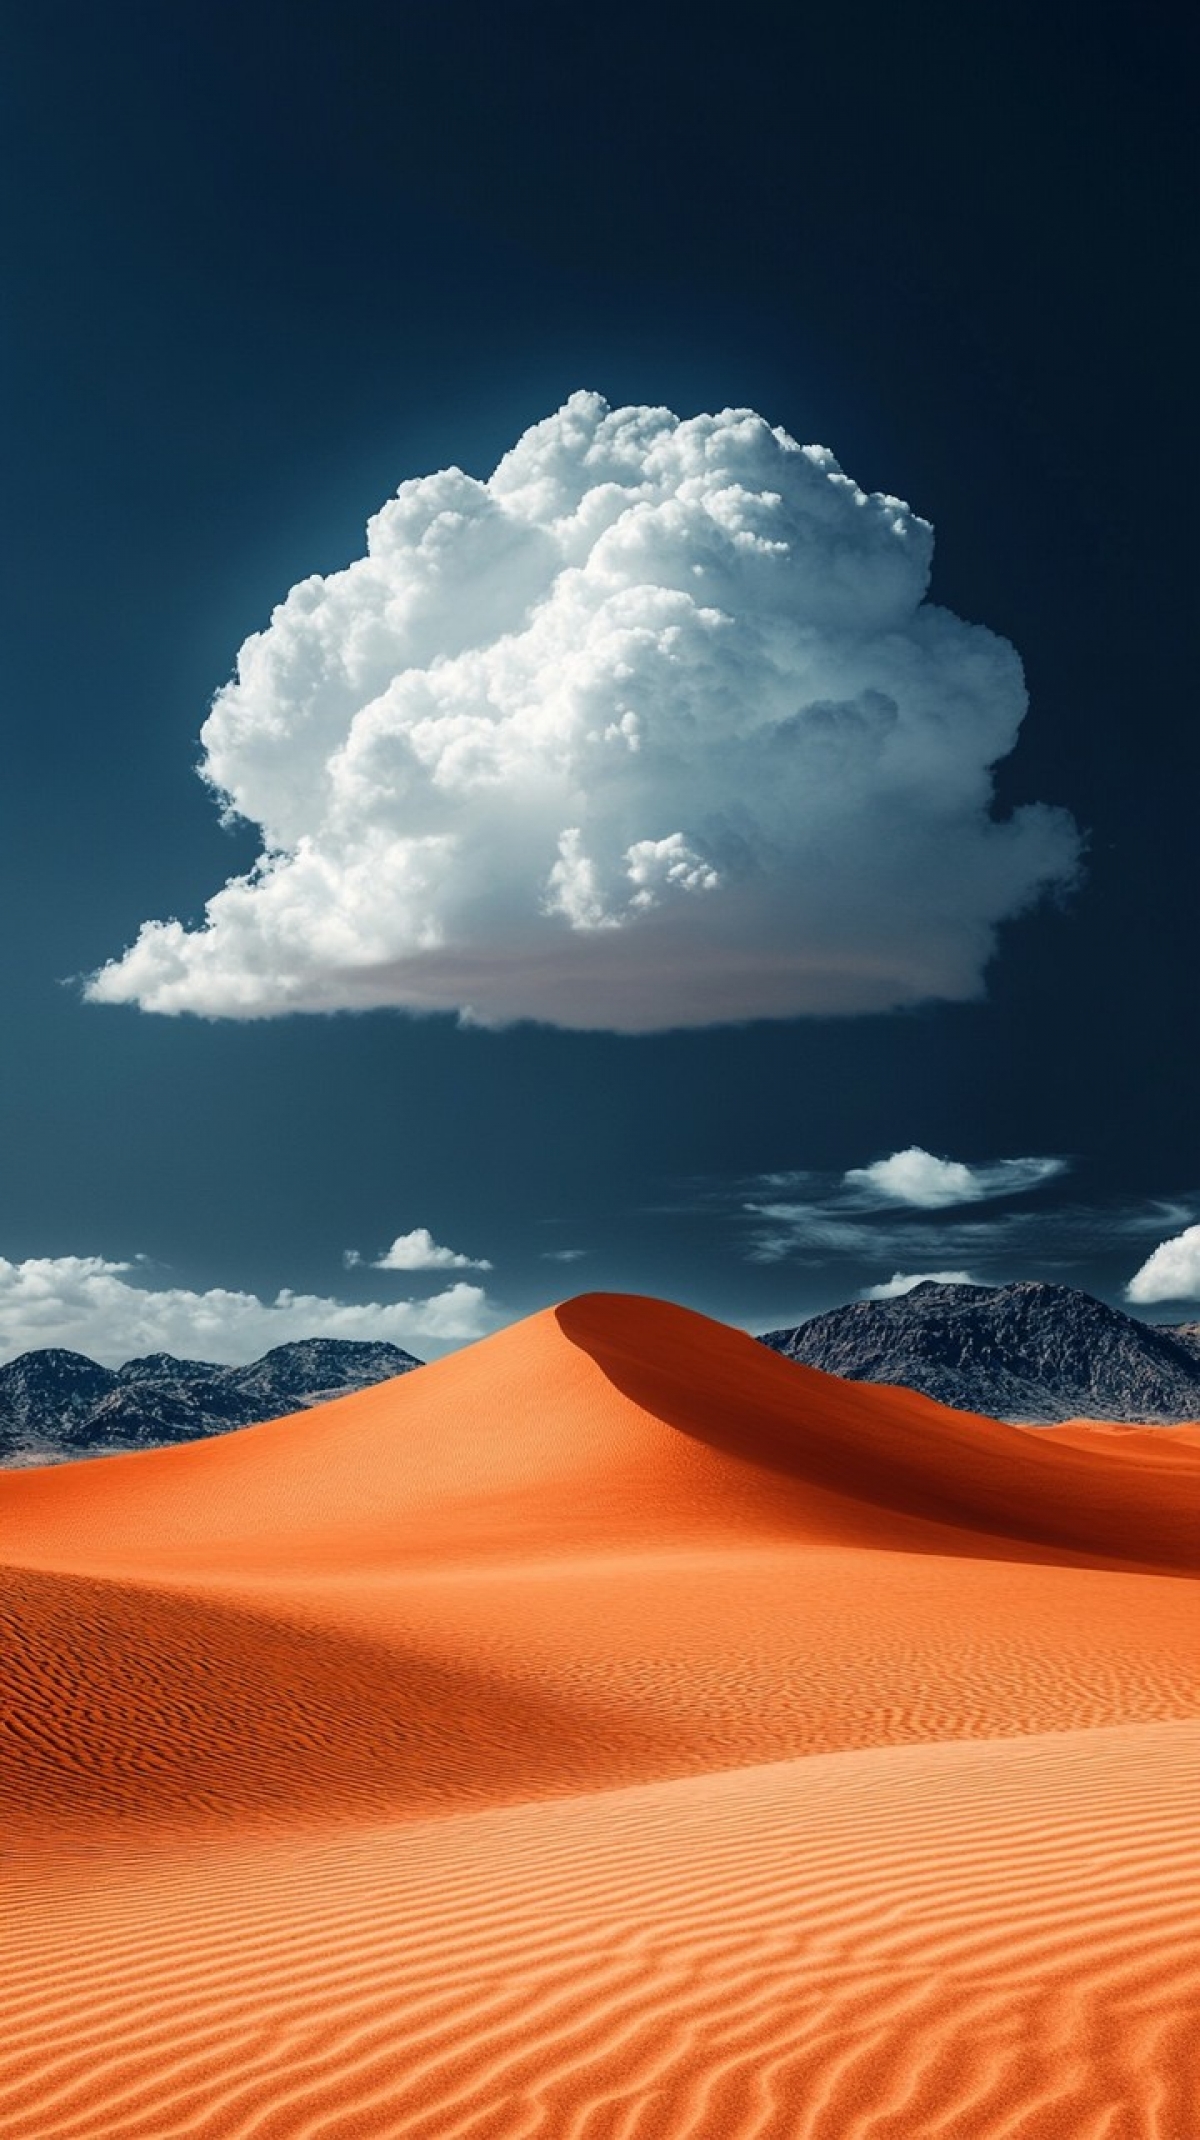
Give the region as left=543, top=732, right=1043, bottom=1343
left=745, top=1199, right=1190, bottom=1269
left=843, top=1146, right=1066, bottom=1210
left=541, top=1248, right=588, bottom=1264
left=734, top=1156, right=1195, bottom=1285
left=739, top=1146, right=1071, bottom=1265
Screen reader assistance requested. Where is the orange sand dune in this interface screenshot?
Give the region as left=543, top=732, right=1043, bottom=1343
left=6, top=1294, right=1200, bottom=1575
left=4, top=1293, right=1199, bottom=2136
left=1028, top=1418, right=1200, bottom=1457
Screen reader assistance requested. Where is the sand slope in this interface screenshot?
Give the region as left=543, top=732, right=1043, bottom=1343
left=4, top=1293, right=1199, bottom=2136
left=7, top=1724, right=1199, bottom=2140
left=6, top=1293, right=1199, bottom=1574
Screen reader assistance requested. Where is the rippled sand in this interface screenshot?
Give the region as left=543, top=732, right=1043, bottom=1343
left=4, top=1294, right=1198, bottom=2136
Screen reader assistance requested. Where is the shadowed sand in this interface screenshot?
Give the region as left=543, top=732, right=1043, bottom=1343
left=4, top=1294, right=1199, bottom=2136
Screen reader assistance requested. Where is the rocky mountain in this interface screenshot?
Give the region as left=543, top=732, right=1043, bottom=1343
left=759, top=1280, right=1200, bottom=1424
left=0, top=1339, right=423, bottom=1466
left=1167, top=1322, right=1200, bottom=1366
left=0, top=1349, right=119, bottom=1442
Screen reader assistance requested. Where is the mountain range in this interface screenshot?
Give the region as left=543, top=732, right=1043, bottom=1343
left=0, top=1338, right=423, bottom=1465
left=760, top=1280, right=1200, bottom=1423
left=4, top=1278, right=1199, bottom=1466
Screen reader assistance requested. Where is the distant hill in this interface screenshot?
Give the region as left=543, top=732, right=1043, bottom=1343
left=0, top=1338, right=423, bottom=1466
left=759, top=1280, right=1200, bottom=1423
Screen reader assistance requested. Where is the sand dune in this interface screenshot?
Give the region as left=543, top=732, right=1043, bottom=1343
left=1028, top=1418, right=1200, bottom=1456
left=7, top=1294, right=1199, bottom=1574
left=6, top=1724, right=1199, bottom=2140
left=4, top=1293, right=1199, bottom=2135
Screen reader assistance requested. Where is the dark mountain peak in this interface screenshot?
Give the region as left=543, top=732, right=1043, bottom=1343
left=240, top=1337, right=421, bottom=1376
left=0, top=1348, right=117, bottom=1436
left=117, top=1352, right=225, bottom=1386
left=760, top=1279, right=1200, bottom=1424
left=227, top=1338, right=423, bottom=1405
left=0, top=1346, right=109, bottom=1379
left=867, top=1278, right=1107, bottom=1317
left=1, top=1336, right=424, bottom=1466
left=900, top=1279, right=992, bottom=1301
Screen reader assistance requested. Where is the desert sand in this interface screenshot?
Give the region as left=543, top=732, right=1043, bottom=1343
left=3, top=1293, right=1198, bottom=2137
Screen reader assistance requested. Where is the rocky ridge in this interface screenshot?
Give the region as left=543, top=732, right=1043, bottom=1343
left=759, top=1280, right=1200, bottom=1423
left=0, top=1339, right=423, bottom=1466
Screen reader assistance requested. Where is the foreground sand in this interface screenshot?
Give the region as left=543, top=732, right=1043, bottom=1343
left=4, top=1294, right=1199, bottom=2136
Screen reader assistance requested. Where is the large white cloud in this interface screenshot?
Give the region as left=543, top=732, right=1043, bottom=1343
left=844, top=1147, right=1067, bottom=1210
left=0, top=1255, right=495, bottom=1367
left=1126, top=1224, right=1200, bottom=1305
left=87, top=393, right=1080, bottom=1031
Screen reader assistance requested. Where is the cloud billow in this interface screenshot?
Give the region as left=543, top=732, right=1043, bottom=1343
left=0, top=1255, right=495, bottom=1367
left=366, top=1228, right=491, bottom=1273
left=87, top=394, right=1080, bottom=1031
left=1126, top=1224, right=1200, bottom=1305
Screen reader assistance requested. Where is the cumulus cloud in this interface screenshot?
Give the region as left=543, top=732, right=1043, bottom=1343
left=86, top=393, right=1079, bottom=1031
left=366, top=1227, right=491, bottom=1272
left=1126, top=1224, right=1200, bottom=1304
left=0, top=1255, right=495, bottom=1367
left=844, top=1147, right=1067, bottom=1210
left=861, top=1269, right=979, bottom=1299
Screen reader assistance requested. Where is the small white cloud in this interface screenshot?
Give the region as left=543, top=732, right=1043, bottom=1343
left=861, top=1269, right=979, bottom=1300
left=541, top=1247, right=588, bottom=1263
left=1126, top=1224, right=1200, bottom=1305
left=0, top=1254, right=496, bottom=1367
left=847, top=1149, right=979, bottom=1208
left=86, top=392, right=1079, bottom=1032
left=844, top=1147, right=1066, bottom=1210
left=370, top=1227, right=492, bottom=1272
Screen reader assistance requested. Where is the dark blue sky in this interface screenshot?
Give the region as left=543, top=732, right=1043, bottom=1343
left=2, top=0, right=1197, bottom=1361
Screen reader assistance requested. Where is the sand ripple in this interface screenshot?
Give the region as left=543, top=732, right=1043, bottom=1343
left=4, top=1293, right=1198, bottom=2135
left=5, top=1726, right=1198, bottom=2139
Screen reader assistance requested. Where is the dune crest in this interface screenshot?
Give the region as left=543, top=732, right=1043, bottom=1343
left=5, top=1292, right=1199, bottom=2135
left=6, top=1291, right=1198, bottom=1575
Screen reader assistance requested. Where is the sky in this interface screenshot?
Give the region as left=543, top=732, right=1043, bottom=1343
left=2, top=0, right=1197, bottom=1364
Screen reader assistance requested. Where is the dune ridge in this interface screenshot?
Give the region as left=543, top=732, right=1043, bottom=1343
left=4, top=1292, right=1199, bottom=2135
left=5, top=1295, right=1199, bottom=1575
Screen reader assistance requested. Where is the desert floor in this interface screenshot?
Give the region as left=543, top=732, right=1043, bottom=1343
left=4, top=1293, right=1199, bottom=2138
